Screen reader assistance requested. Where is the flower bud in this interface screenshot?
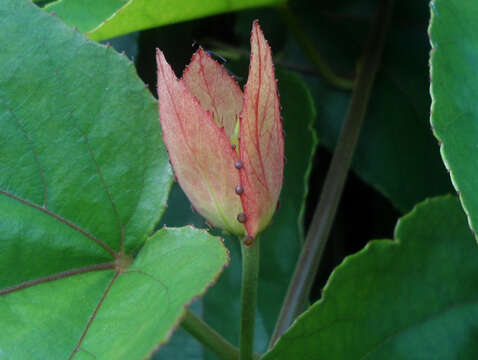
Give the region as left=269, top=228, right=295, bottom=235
left=156, top=21, right=283, bottom=238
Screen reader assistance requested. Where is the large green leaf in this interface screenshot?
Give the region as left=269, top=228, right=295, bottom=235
left=264, top=196, right=478, bottom=359
left=42, top=0, right=285, bottom=41
left=0, top=1, right=229, bottom=358
left=1, top=0, right=168, bottom=285
left=237, top=0, right=452, bottom=213
left=1, top=228, right=229, bottom=359
left=156, top=69, right=317, bottom=358
left=429, top=0, right=478, bottom=238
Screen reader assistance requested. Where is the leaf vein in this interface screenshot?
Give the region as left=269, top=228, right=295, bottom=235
left=0, top=189, right=116, bottom=258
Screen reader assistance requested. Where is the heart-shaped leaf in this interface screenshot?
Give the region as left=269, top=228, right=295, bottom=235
left=0, top=1, right=229, bottom=358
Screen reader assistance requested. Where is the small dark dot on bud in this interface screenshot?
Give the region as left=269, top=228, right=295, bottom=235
left=276, top=200, right=280, bottom=211
left=235, top=185, right=244, bottom=195
left=231, top=144, right=236, bottom=150
left=243, top=235, right=254, bottom=247
left=237, top=212, right=247, bottom=223
left=235, top=160, right=244, bottom=169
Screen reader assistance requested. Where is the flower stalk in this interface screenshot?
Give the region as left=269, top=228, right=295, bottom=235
left=239, top=237, right=260, bottom=360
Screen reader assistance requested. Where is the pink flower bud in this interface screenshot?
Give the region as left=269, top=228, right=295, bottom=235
left=156, top=21, right=284, bottom=238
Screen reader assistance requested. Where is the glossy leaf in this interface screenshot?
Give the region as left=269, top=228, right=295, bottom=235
left=0, top=1, right=229, bottom=358
left=156, top=50, right=244, bottom=236
left=236, top=1, right=452, bottom=213
left=429, top=0, right=478, bottom=238
left=43, top=0, right=286, bottom=41
left=239, top=21, right=284, bottom=237
left=156, top=68, right=317, bottom=358
left=265, top=196, right=478, bottom=359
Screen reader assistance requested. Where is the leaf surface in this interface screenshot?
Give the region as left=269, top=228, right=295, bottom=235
left=1, top=0, right=169, bottom=284
left=264, top=196, right=478, bottom=359
left=429, top=0, right=478, bottom=238
left=1, top=228, right=229, bottom=359
left=0, top=1, right=228, bottom=358
left=43, top=0, right=286, bottom=41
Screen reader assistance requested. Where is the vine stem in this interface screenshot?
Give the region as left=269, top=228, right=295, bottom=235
left=239, top=237, right=260, bottom=360
left=276, top=3, right=354, bottom=91
left=181, top=308, right=240, bottom=360
left=269, top=0, right=395, bottom=348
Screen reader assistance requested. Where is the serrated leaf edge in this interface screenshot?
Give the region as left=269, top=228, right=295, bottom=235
left=428, top=0, right=477, bottom=242
left=265, top=195, right=459, bottom=359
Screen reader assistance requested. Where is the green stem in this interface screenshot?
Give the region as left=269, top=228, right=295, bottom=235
left=239, top=238, right=260, bottom=360
left=276, top=3, right=354, bottom=91
left=269, top=0, right=395, bottom=348
left=181, top=308, right=239, bottom=360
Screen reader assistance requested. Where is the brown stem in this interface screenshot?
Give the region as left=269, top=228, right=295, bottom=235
left=269, top=0, right=395, bottom=347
